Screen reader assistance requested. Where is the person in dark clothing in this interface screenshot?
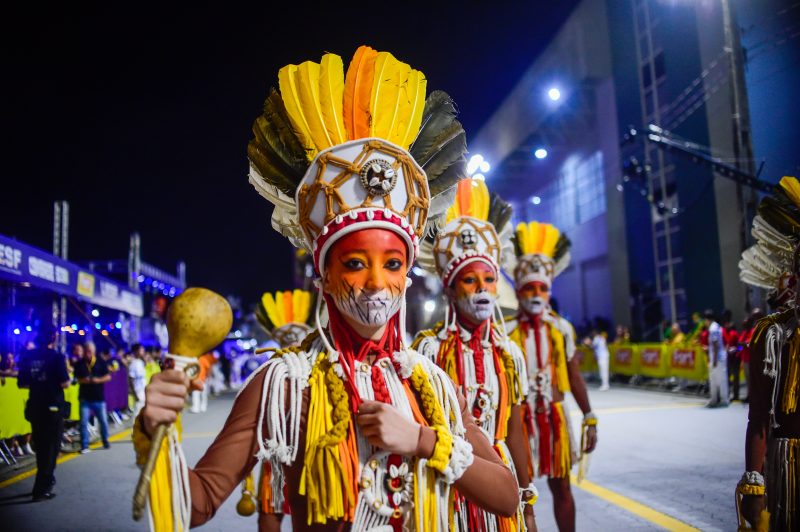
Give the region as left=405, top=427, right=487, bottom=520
left=73, top=341, right=111, bottom=453
left=17, top=326, right=71, bottom=501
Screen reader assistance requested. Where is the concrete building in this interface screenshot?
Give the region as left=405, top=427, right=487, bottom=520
left=471, top=0, right=790, bottom=340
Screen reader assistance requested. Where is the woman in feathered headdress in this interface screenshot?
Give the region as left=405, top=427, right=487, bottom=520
left=134, top=46, right=520, bottom=531
left=506, top=221, right=597, bottom=532
left=413, top=178, right=538, bottom=530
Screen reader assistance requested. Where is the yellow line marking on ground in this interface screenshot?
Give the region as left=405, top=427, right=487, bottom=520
left=572, top=475, right=700, bottom=531
left=0, top=428, right=132, bottom=490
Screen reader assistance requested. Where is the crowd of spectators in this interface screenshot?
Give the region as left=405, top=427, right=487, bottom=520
left=578, top=307, right=763, bottom=404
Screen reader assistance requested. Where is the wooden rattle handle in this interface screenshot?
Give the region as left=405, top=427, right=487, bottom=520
left=132, top=424, right=167, bottom=521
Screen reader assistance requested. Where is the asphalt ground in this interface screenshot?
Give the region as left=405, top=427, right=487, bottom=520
left=0, top=385, right=746, bottom=531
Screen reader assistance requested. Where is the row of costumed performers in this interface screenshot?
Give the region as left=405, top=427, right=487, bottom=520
left=132, top=45, right=597, bottom=532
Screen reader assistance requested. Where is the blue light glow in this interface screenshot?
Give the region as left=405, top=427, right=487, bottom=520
left=95, top=323, right=101, bottom=330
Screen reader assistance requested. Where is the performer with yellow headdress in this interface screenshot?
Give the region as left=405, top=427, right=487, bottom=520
left=134, top=45, right=520, bottom=531
left=413, top=177, right=538, bottom=531
left=236, top=289, right=315, bottom=528
left=737, top=176, right=800, bottom=531
left=506, top=220, right=597, bottom=532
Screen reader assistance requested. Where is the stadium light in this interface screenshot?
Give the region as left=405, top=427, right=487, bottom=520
left=547, top=87, right=561, bottom=101
left=534, top=148, right=548, bottom=159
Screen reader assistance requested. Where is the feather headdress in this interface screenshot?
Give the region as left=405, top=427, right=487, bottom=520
left=248, top=46, right=467, bottom=273
left=255, top=289, right=315, bottom=348
left=740, top=176, right=800, bottom=296
left=419, top=178, right=514, bottom=286
left=512, top=221, right=571, bottom=288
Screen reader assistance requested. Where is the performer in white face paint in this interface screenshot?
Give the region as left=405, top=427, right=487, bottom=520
left=506, top=221, right=597, bottom=532
left=413, top=178, right=538, bottom=531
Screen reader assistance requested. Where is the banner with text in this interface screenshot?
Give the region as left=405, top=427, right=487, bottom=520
left=0, top=234, right=143, bottom=316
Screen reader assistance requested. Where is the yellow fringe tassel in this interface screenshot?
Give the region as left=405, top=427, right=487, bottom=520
left=781, top=330, right=800, bottom=414
left=552, top=403, right=572, bottom=479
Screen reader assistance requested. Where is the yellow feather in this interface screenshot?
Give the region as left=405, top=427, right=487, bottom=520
left=529, top=222, right=543, bottom=254
left=278, top=65, right=317, bottom=159
left=370, top=51, right=410, bottom=144
left=780, top=176, right=800, bottom=207
left=318, top=54, right=347, bottom=146
left=541, top=225, right=560, bottom=257
left=296, top=61, right=333, bottom=151
left=262, top=293, right=283, bottom=328
left=295, top=290, right=311, bottom=324
left=399, top=69, right=427, bottom=149
left=516, top=223, right=528, bottom=255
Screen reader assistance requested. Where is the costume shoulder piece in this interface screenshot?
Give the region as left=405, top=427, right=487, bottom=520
left=547, top=311, right=577, bottom=361
left=411, top=327, right=442, bottom=362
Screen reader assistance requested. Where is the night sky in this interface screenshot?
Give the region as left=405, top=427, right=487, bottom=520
left=1, top=2, right=577, bottom=306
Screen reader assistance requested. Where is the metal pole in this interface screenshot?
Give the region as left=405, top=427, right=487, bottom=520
left=60, top=201, right=69, bottom=353
left=52, top=202, right=61, bottom=345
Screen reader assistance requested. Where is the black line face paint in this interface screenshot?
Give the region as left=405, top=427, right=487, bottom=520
left=331, top=278, right=404, bottom=327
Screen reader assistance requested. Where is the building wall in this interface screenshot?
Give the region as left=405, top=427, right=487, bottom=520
left=474, top=0, right=758, bottom=337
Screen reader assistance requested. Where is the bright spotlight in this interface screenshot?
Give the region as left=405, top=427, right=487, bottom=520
left=547, top=87, right=561, bottom=101
left=473, top=173, right=485, bottom=181
left=531, top=196, right=542, bottom=205
left=467, top=154, right=484, bottom=175
left=479, top=160, right=490, bottom=173
left=534, top=148, right=548, bottom=159
left=424, top=300, right=436, bottom=312
left=91, top=309, right=100, bottom=317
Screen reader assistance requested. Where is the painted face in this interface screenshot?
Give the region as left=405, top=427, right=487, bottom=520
left=517, top=281, right=550, bottom=316
left=450, top=261, right=497, bottom=325
left=323, top=229, right=408, bottom=329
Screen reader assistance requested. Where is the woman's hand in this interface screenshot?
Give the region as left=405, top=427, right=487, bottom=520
left=141, top=369, right=202, bottom=436
left=356, top=400, right=422, bottom=456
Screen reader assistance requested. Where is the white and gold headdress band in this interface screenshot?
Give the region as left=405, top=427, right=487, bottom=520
left=247, top=45, right=468, bottom=275
left=513, top=221, right=571, bottom=288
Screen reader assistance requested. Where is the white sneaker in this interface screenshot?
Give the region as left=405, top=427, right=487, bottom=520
left=599, top=385, right=610, bottom=391
left=79, top=448, right=91, bottom=454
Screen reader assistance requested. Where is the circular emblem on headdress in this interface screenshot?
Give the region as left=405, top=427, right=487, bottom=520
left=459, top=228, right=478, bottom=249
left=530, top=255, right=543, bottom=272
left=359, top=159, right=398, bottom=196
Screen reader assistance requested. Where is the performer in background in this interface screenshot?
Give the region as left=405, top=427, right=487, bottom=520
left=413, top=177, right=537, bottom=530
left=737, top=176, right=800, bottom=531
left=135, top=46, right=520, bottom=530
left=237, top=289, right=315, bottom=530
left=507, top=221, right=597, bottom=532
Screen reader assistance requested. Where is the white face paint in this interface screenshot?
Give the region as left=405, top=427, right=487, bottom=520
left=332, top=287, right=404, bottom=328
left=454, top=291, right=496, bottom=324
left=520, top=296, right=547, bottom=316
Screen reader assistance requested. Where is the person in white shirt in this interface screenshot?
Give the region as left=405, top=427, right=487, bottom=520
left=127, top=344, right=147, bottom=417
left=592, top=331, right=610, bottom=391
left=704, top=310, right=729, bottom=408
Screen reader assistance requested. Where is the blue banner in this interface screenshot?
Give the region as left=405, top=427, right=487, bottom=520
left=0, top=233, right=144, bottom=316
